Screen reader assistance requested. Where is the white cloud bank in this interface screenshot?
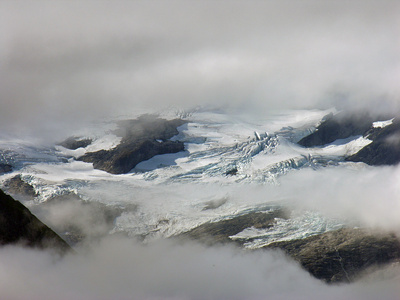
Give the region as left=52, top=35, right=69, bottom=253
left=1, top=0, right=400, bottom=139
left=280, top=164, right=400, bottom=233
left=0, top=237, right=399, bottom=300
left=1, top=164, right=400, bottom=299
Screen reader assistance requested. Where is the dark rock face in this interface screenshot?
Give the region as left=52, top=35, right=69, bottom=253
left=4, top=175, right=38, bottom=199
left=178, top=208, right=400, bottom=284
left=178, top=209, right=288, bottom=246
left=225, top=167, right=238, bottom=176
left=58, top=137, right=92, bottom=150
left=264, top=228, right=400, bottom=283
left=347, top=120, right=400, bottom=165
left=298, top=111, right=377, bottom=147
left=0, top=189, right=71, bottom=253
left=78, top=115, right=186, bottom=174
left=298, top=110, right=400, bottom=166
left=0, top=163, right=12, bottom=174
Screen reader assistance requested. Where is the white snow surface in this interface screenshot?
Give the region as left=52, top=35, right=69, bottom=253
left=373, top=118, right=394, bottom=128
left=230, top=211, right=344, bottom=249
left=0, top=108, right=364, bottom=246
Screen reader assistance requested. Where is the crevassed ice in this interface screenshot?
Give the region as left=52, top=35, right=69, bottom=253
left=0, top=108, right=361, bottom=240
left=230, top=211, right=344, bottom=249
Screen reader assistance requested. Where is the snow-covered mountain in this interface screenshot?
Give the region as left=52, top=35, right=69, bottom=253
left=1, top=107, right=400, bottom=284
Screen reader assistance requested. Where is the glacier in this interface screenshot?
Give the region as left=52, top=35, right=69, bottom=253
left=0, top=108, right=374, bottom=247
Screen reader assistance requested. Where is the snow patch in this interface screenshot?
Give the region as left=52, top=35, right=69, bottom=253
left=373, top=118, right=394, bottom=128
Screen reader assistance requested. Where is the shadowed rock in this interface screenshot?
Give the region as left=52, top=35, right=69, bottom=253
left=177, top=207, right=400, bottom=284
left=0, top=163, right=12, bottom=174
left=4, top=175, right=38, bottom=199
left=264, top=228, right=400, bottom=283
left=225, top=167, right=238, bottom=176
left=298, top=110, right=400, bottom=166
left=58, top=137, right=92, bottom=150
left=78, top=115, right=186, bottom=174
left=298, top=111, right=377, bottom=147
left=177, top=209, right=288, bottom=246
left=347, top=119, right=400, bottom=165
left=0, top=189, right=71, bottom=253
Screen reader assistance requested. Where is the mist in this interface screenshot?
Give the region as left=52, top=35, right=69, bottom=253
left=279, top=164, right=400, bottom=233
left=2, top=167, right=400, bottom=299
left=1, top=0, right=400, bottom=140
left=2, top=1, right=400, bottom=299
left=0, top=236, right=399, bottom=300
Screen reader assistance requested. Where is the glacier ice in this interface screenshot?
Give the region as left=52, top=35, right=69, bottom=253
left=0, top=108, right=363, bottom=243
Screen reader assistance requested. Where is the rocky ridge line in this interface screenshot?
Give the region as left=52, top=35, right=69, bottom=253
left=298, top=111, right=400, bottom=166
left=0, top=189, right=71, bottom=253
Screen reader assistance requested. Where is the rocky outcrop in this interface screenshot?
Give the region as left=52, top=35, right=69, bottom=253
left=78, top=115, right=186, bottom=174
left=177, top=208, right=400, bottom=284
left=58, top=137, right=92, bottom=150
left=264, top=228, right=400, bottom=283
left=346, top=119, right=400, bottom=165
left=0, top=163, right=12, bottom=174
left=225, top=167, right=238, bottom=176
left=4, top=175, right=38, bottom=199
left=0, top=189, right=71, bottom=253
left=298, top=111, right=378, bottom=147
left=177, top=209, right=288, bottom=246
left=298, top=110, right=400, bottom=166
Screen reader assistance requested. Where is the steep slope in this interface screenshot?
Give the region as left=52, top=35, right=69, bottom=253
left=298, top=111, right=376, bottom=147
left=0, top=189, right=71, bottom=253
left=298, top=111, right=400, bottom=166
left=178, top=211, right=400, bottom=284
left=4, top=175, right=38, bottom=199
left=58, top=137, right=92, bottom=150
left=264, top=228, right=400, bottom=283
left=347, top=119, right=400, bottom=165
left=177, top=209, right=288, bottom=246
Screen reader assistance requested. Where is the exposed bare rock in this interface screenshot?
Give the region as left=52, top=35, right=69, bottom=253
left=0, top=163, right=12, bottom=174
left=58, top=137, right=92, bottom=150
left=346, top=119, right=400, bottom=165
left=78, top=115, right=186, bottom=174
left=177, top=209, right=288, bottom=246
left=4, top=175, right=38, bottom=200
left=0, top=189, right=71, bottom=253
left=298, top=110, right=400, bottom=166
left=298, top=111, right=377, bottom=147
left=225, top=167, right=238, bottom=176
left=264, top=228, right=400, bottom=283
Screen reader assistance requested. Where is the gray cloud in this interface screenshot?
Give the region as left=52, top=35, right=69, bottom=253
left=280, top=164, right=400, bottom=233
left=1, top=1, right=400, bottom=140
left=0, top=236, right=399, bottom=300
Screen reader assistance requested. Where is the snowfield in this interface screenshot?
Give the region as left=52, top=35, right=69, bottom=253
left=0, top=108, right=384, bottom=246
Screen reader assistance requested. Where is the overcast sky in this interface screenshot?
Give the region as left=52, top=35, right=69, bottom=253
left=1, top=0, right=400, bottom=139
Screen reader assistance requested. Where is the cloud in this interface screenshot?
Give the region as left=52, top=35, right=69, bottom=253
left=1, top=2, right=400, bottom=298
left=1, top=0, right=400, bottom=140
left=0, top=236, right=399, bottom=300
left=279, top=164, right=400, bottom=233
